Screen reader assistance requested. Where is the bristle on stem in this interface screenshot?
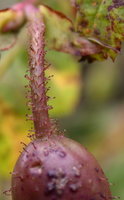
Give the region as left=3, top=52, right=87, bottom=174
left=28, top=11, right=52, bottom=138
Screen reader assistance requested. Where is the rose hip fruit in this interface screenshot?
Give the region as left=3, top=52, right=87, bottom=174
left=12, top=135, right=112, bottom=200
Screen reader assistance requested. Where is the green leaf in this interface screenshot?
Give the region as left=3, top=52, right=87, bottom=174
left=74, top=0, right=124, bottom=60
left=39, top=5, right=101, bottom=57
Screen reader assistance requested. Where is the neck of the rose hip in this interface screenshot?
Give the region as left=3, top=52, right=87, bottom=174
left=29, top=13, right=51, bottom=138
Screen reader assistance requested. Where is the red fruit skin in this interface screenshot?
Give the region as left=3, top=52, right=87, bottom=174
left=12, top=135, right=112, bottom=200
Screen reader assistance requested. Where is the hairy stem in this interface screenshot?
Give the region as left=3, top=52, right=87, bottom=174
left=28, top=12, right=51, bottom=138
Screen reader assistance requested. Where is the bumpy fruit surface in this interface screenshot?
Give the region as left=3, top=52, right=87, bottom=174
left=12, top=135, right=112, bottom=200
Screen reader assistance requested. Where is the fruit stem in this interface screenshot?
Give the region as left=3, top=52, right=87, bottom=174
left=28, top=10, right=52, bottom=138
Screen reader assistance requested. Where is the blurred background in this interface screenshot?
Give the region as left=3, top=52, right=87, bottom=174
left=0, top=0, right=124, bottom=199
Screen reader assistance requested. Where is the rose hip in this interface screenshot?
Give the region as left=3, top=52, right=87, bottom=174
left=12, top=135, right=112, bottom=200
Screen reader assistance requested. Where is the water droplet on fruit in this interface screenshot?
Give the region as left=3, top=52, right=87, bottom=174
left=58, top=151, right=66, bottom=158
left=43, top=149, right=49, bottom=156
left=47, top=169, right=57, bottom=178
left=99, top=193, right=106, bottom=199
left=95, top=167, right=99, bottom=173
left=30, top=167, right=42, bottom=174
left=72, top=166, right=80, bottom=177
left=69, top=183, right=79, bottom=192
left=30, top=161, right=42, bottom=174
left=88, top=179, right=92, bottom=184
left=35, top=186, right=39, bottom=192
left=58, top=168, right=66, bottom=178
left=45, top=182, right=55, bottom=195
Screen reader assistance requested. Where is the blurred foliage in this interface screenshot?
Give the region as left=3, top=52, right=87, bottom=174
left=0, top=0, right=18, bottom=9
left=0, top=0, right=124, bottom=200
left=74, top=0, right=124, bottom=60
